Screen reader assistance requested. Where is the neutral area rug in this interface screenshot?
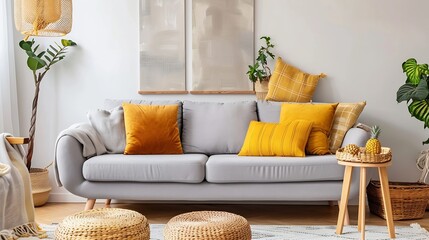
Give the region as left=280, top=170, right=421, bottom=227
left=20, top=223, right=429, bottom=240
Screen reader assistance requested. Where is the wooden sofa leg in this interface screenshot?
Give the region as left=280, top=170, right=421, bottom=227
left=105, top=199, right=111, bottom=208
left=337, top=200, right=350, bottom=225
left=85, top=199, right=96, bottom=210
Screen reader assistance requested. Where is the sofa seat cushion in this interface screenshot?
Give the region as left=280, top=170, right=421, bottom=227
left=206, top=154, right=343, bottom=183
left=83, top=154, right=208, bottom=183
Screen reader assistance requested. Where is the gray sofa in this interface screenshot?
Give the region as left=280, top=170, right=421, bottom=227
left=55, top=100, right=369, bottom=207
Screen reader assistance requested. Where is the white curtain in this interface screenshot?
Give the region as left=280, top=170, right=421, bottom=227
left=0, top=0, right=19, bottom=135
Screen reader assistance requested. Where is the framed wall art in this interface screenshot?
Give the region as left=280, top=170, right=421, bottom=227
left=139, top=0, right=187, bottom=94
left=191, top=0, right=254, bottom=93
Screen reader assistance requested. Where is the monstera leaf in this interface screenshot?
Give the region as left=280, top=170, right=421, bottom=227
left=403, top=58, right=429, bottom=85
left=408, top=99, right=429, bottom=128
left=397, top=76, right=429, bottom=103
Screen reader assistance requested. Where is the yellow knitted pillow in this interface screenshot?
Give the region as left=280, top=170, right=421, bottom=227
left=265, top=57, right=326, bottom=102
left=329, top=101, right=366, bottom=152
left=280, top=103, right=338, bottom=155
left=238, top=120, right=313, bottom=157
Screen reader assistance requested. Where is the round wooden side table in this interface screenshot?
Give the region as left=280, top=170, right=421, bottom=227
left=335, top=160, right=395, bottom=240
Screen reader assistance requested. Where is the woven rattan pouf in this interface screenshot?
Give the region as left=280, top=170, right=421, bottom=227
left=55, top=208, right=150, bottom=240
left=164, top=211, right=251, bottom=240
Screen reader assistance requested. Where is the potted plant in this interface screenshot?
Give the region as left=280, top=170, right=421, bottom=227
left=18, top=38, right=76, bottom=206
left=367, top=58, right=429, bottom=220
left=246, top=36, right=275, bottom=100
left=397, top=58, right=429, bottom=182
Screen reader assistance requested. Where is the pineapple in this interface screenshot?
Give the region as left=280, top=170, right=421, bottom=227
left=366, top=125, right=381, bottom=154
left=344, top=144, right=360, bottom=155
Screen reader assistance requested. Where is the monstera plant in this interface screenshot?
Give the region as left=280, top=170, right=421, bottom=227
left=397, top=58, right=429, bottom=183
left=397, top=58, right=429, bottom=144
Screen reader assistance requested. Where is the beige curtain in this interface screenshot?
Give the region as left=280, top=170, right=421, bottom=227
left=0, top=0, right=20, bottom=135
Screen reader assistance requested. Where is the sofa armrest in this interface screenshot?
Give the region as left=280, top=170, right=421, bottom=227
left=341, top=127, right=370, bottom=148
left=56, top=135, right=86, bottom=195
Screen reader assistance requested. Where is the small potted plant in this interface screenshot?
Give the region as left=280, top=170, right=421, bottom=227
left=246, top=36, right=275, bottom=100
left=18, top=38, right=76, bottom=206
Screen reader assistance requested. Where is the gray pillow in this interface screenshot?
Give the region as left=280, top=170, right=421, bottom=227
left=87, top=106, right=126, bottom=153
left=256, top=101, right=282, bottom=122
left=182, top=101, right=257, bottom=154
left=103, top=99, right=183, bottom=133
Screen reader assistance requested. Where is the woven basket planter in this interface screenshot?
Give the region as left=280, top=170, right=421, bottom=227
left=367, top=180, right=429, bottom=220
left=55, top=208, right=150, bottom=240
left=30, top=168, right=51, bottom=207
left=255, top=80, right=269, bottom=100
left=164, top=211, right=251, bottom=240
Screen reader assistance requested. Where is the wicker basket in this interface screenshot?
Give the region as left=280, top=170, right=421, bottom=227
left=55, top=208, right=150, bottom=240
left=30, top=168, right=51, bottom=207
left=164, top=211, right=251, bottom=240
left=255, top=80, right=269, bottom=100
left=336, top=147, right=392, bottom=163
left=367, top=180, right=429, bottom=220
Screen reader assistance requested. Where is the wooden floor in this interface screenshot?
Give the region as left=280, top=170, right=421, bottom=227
left=35, top=203, right=429, bottom=229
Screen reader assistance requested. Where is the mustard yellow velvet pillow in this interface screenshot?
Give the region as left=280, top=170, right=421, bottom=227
left=329, top=101, right=366, bottom=152
left=265, top=57, right=326, bottom=102
left=122, top=103, right=183, bottom=154
left=238, top=120, right=313, bottom=157
left=280, top=103, right=338, bottom=155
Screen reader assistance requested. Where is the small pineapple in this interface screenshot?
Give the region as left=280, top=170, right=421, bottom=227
left=344, top=144, right=360, bottom=155
left=366, top=125, right=381, bottom=154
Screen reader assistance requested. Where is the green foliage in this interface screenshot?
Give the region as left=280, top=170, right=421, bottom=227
left=397, top=58, right=429, bottom=144
left=18, top=38, right=77, bottom=170
left=19, top=38, right=77, bottom=75
left=402, top=58, right=429, bottom=85
left=246, top=36, right=275, bottom=83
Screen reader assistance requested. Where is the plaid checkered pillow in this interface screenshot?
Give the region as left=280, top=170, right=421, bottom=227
left=265, top=57, right=326, bottom=102
left=329, top=102, right=366, bottom=152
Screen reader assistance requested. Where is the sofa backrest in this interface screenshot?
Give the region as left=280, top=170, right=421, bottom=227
left=104, top=99, right=183, bottom=133
left=256, top=100, right=283, bottom=122
left=181, top=101, right=257, bottom=155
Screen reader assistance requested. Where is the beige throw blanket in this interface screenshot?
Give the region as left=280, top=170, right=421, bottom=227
left=0, top=133, right=45, bottom=239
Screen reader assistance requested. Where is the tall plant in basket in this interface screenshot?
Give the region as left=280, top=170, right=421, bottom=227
left=396, top=58, right=429, bottom=182
left=18, top=38, right=77, bottom=206
left=391, top=58, right=429, bottom=219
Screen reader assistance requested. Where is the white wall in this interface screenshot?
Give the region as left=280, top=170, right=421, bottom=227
left=13, top=0, right=429, bottom=202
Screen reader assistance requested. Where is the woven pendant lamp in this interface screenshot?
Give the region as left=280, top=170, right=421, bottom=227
left=14, top=0, right=72, bottom=37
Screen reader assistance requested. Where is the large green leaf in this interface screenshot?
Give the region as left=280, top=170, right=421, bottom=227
left=408, top=99, right=429, bottom=127
left=397, top=78, right=429, bottom=103
left=19, top=40, right=32, bottom=51
left=402, top=58, right=429, bottom=85
left=27, top=57, right=46, bottom=71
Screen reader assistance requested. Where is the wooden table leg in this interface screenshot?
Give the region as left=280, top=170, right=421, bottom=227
left=338, top=201, right=350, bottom=225
left=379, top=167, right=396, bottom=239
left=336, top=166, right=353, bottom=235
left=359, top=167, right=367, bottom=240
left=358, top=175, right=363, bottom=232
